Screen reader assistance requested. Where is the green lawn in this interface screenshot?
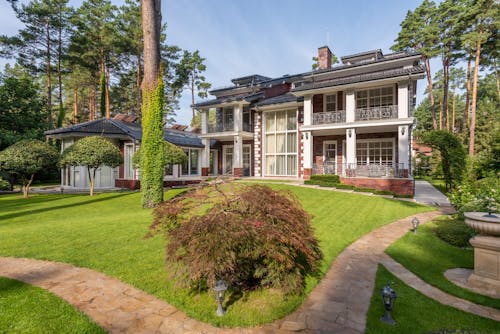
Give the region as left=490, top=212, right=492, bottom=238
left=0, top=184, right=431, bottom=327
left=366, top=265, right=500, bottom=333
left=386, top=217, right=500, bottom=309
left=0, top=276, right=104, bottom=334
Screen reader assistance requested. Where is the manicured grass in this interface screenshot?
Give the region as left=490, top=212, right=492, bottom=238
left=386, top=216, right=500, bottom=309
left=366, top=265, right=500, bottom=333
left=0, top=184, right=432, bottom=327
left=0, top=276, right=104, bottom=333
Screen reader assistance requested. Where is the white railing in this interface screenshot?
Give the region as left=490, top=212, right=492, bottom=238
left=355, top=105, right=398, bottom=121
left=312, top=110, right=346, bottom=125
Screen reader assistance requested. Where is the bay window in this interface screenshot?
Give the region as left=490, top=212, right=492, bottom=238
left=264, top=109, right=297, bottom=176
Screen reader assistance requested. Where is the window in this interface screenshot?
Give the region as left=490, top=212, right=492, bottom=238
left=325, top=94, right=337, bottom=112
left=356, top=86, right=394, bottom=109
left=243, top=106, right=252, bottom=132
left=181, top=148, right=199, bottom=176
left=223, top=107, right=234, bottom=131
left=356, top=139, right=394, bottom=166
left=264, top=109, right=297, bottom=176
left=223, top=146, right=233, bottom=174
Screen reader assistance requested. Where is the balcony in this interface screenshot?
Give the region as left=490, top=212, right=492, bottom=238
left=313, top=162, right=406, bottom=178
left=207, top=122, right=253, bottom=133
left=355, top=105, right=398, bottom=121
left=312, top=110, right=346, bottom=125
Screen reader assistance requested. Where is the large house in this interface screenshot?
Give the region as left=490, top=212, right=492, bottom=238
left=46, top=46, right=424, bottom=195
left=194, top=46, right=424, bottom=195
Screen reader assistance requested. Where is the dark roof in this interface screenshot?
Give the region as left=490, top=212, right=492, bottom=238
left=292, top=65, right=425, bottom=92
left=341, top=49, right=383, bottom=64
left=231, top=74, right=271, bottom=86
left=193, top=92, right=263, bottom=108
left=45, top=118, right=216, bottom=149
left=254, top=93, right=303, bottom=107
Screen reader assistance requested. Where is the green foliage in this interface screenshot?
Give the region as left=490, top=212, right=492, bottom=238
left=0, top=139, right=58, bottom=198
left=421, top=130, right=466, bottom=190
left=140, top=74, right=165, bottom=207
left=0, top=177, right=10, bottom=190
left=150, top=184, right=323, bottom=295
left=132, top=141, right=187, bottom=168
left=0, top=66, right=48, bottom=150
left=59, top=136, right=122, bottom=195
left=450, top=173, right=500, bottom=214
left=433, top=216, right=475, bottom=248
left=304, top=174, right=340, bottom=187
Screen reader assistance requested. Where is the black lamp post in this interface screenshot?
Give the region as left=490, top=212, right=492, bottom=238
left=411, top=217, right=420, bottom=234
left=213, top=279, right=227, bottom=316
left=380, top=282, right=397, bottom=325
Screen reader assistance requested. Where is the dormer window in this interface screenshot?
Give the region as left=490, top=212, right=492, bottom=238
left=325, top=93, right=337, bottom=112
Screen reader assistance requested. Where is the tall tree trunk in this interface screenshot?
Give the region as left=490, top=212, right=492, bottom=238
left=57, top=7, right=64, bottom=127
left=469, top=32, right=482, bottom=157
left=439, top=101, right=443, bottom=130
left=464, top=57, right=472, bottom=132
left=424, top=57, right=437, bottom=129
left=136, top=53, right=142, bottom=113
left=73, top=89, right=78, bottom=124
left=105, top=66, right=110, bottom=118
left=494, top=59, right=500, bottom=98
left=452, top=93, right=456, bottom=133
left=45, top=16, right=52, bottom=128
left=141, top=0, right=163, bottom=208
left=88, top=168, right=94, bottom=196
left=191, top=71, right=195, bottom=122
left=442, top=55, right=450, bottom=131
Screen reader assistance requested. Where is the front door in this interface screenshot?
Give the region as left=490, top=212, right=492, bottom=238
left=323, top=141, right=337, bottom=174
left=243, top=144, right=251, bottom=176
left=223, top=146, right=233, bottom=175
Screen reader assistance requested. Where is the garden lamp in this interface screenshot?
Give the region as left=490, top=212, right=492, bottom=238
left=380, top=282, right=397, bottom=325
left=213, top=279, right=227, bottom=316
left=411, top=217, right=420, bottom=234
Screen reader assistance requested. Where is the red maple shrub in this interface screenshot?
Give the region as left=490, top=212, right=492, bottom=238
left=149, top=183, right=323, bottom=294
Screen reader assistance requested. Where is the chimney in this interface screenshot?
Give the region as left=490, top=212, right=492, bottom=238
left=318, top=46, right=332, bottom=70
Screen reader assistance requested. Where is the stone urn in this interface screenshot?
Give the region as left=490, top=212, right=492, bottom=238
left=464, top=212, right=500, bottom=294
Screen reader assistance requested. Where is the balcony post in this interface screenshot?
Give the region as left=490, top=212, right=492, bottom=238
left=234, top=104, right=243, bottom=132
left=233, top=134, right=243, bottom=177
left=201, top=138, right=210, bottom=177
left=345, top=128, right=356, bottom=172
left=201, top=109, right=208, bottom=134
left=398, top=81, right=409, bottom=118
left=398, top=125, right=409, bottom=176
left=304, top=95, right=312, bottom=126
left=345, top=90, right=355, bottom=122
left=303, top=131, right=313, bottom=179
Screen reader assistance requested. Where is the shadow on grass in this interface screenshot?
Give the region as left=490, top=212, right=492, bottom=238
left=0, top=195, right=76, bottom=213
left=0, top=276, right=26, bottom=295
left=225, top=289, right=244, bottom=309
left=0, top=192, right=135, bottom=223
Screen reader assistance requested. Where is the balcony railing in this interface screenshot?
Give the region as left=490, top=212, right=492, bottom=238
left=355, top=105, right=398, bottom=121
left=206, top=122, right=253, bottom=133
left=313, top=162, right=407, bottom=178
left=313, top=110, right=346, bottom=125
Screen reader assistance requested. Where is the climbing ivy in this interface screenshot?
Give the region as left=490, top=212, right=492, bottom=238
left=140, top=71, right=165, bottom=208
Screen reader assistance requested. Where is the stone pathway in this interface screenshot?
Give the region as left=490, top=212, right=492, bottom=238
left=0, top=210, right=447, bottom=333
left=414, top=180, right=451, bottom=207
left=380, top=255, right=500, bottom=322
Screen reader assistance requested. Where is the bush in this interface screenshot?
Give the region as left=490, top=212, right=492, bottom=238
left=0, top=177, right=9, bottom=190
left=304, top=174, right=340, bottom=187
left=149, top=183, right=323, bottom=295
left=450, top=174, right=500, bottom=214
left=433, top=217, right=476, bottom=248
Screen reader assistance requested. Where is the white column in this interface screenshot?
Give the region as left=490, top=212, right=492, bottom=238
left=303, top=95, right=312, bottom=126
left=303, top=132, right=313, bottom=169
left=201, top=109, right=208, bottom=134
left=233, top=135, right=243, bottom=168
left=345, top=90, right=355, bottom=122
left=346, top=128, right=356, bottom=166
left=398, top=81, right=409, bottom=118
left=202, top=138, right=210, bottom=166
left=234, top=104, right=242, bottom=132
left=398, top=125, right=409, bottom=170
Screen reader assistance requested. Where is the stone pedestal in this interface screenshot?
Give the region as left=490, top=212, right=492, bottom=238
left=464, top=212, right=500, bottom=296
left=468, top=236, right=500, bottom=295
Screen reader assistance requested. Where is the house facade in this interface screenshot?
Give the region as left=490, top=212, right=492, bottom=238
left=45, top=115, right=212, bottom=190
left=194, top=47, right=425, bottom=195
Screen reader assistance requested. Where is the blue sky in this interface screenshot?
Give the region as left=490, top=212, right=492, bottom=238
left=0, top=0, right=433, bottom=126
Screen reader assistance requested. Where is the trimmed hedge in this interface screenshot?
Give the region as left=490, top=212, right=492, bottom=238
left=434, top=217, right=475, bottom=248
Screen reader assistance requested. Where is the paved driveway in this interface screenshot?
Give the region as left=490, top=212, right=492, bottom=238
left=414, top=180, right=452, bottom=207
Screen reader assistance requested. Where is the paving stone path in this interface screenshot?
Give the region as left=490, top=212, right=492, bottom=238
left=1, top=209, right=470, bottom=334
left=380, top=255, right=500, bottom=322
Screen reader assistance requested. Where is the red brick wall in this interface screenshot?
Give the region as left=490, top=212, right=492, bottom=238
left=264, top=84, right=291, bottom=99
left=337, top=91, right=343, bottom=110
left=313, top=94, right=323, bottom=113
left=340, top=177, right=414, bottom=196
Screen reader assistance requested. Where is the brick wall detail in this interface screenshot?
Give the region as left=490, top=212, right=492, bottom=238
left=254, top=111, right=262, bottom=177
left=340, top=177, right=414, bottom=196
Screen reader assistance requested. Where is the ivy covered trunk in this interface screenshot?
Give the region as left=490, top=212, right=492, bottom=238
left=140, top=0, right=164, bottom=208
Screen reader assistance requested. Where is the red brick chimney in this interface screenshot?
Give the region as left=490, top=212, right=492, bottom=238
left=318, top=46, right=332, bottom=70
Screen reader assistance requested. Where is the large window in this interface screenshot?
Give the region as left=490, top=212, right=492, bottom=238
left=124, top=144, right=134, bottom=179
left=181, top=148, right=199, bottom=176
left=356, top=139, right=394, bottom=166
left=223, top=107, right=234, bottom=131
left=356, top=86, right=394, bottom=109
left=325, top=93, right=337, bottom=112
left=264, top=109, right=297, bottom=176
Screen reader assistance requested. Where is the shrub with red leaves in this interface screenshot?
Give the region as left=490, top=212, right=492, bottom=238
left=149, top=183, right=323, bottom=294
